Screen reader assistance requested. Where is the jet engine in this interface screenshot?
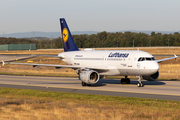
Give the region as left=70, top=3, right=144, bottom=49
left=80, top=70, right=99, bottom=84
left=142, top=71, right=159, bottom=81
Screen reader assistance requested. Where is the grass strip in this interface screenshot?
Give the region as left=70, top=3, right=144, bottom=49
left=0, top=87, right=179, bottom=106
left=0, top=87, right=180, bottom=119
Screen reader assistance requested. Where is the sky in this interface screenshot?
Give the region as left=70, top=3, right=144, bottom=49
left=0, top=0, right=180, bottom=34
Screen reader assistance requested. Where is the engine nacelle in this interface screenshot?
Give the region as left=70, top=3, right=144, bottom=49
left=80, top=70, right=99, bottom=84
left=142, top=71, right=159, bottom=81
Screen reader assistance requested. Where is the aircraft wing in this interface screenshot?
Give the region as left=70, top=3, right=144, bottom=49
left=5, top=62, right=83, bottom=69
left=3, top=61, right=109, bottom=72
left=33, top=55, right=64, bottom=59
left=156, top=54, right=178, bottom=63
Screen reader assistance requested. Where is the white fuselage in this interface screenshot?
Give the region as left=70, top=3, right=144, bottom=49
left=58, top=50, right=159, bottom=76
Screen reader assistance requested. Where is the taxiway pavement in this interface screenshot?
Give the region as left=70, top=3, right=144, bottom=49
left=0, top=54, right=35, bottom=62
left=0, top=75, right=180, bottom=101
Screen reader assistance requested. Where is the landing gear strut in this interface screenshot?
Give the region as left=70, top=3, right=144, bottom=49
left=137, top=76, right=144, bottom=87
left=81, top=82, right=91, bottom=86
left=121, top=76, right=130, bottom=84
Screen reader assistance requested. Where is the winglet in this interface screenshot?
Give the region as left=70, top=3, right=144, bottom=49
left=1, top=60, right=5, bottom=66
left=174, top=54, right=178, bottom=60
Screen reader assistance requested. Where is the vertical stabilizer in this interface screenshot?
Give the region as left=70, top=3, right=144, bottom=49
left=60, top=18, right=79, bottom=52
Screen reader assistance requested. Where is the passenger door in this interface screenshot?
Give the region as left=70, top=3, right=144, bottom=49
left=127, top=53, right=135, bottom=67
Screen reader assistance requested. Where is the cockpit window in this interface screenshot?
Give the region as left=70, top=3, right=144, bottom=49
left=138, top=57, right=155, bottom=62
left=142, top=58, right=145, bottom=61
left=146, top=58, right=151, bottom=61
left=138, top=58, right=142, bottom=61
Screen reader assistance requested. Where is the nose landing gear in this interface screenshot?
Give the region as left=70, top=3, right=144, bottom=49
left=137, top=76, right=144, bottom=87
left=137, top=82, right=144, bottom=87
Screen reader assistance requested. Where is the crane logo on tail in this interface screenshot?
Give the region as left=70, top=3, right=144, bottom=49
left=62, top=28, right=68, bottom=42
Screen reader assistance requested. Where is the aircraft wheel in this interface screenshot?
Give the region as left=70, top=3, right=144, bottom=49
left=82, top=82, right=87, bottom=86
left=137, top=83, right=141, bottom=87
left=137, top=82, right=144, bottom=87
left=141, top=82, right=144, bottom=87
left=87, top=84, right=91, bottom=86
left=121, top=78, right=126, bottom=84
left=126, top=78, right=130, bottom=84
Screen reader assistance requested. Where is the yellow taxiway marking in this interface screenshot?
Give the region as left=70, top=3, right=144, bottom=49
left=0, top=82, right=180, bottom=97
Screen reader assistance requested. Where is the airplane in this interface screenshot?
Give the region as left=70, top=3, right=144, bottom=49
left=3, top=18, right=178, bottom=87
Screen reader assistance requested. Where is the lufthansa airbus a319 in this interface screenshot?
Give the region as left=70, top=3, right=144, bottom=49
left=3, top=18, right=178, bottom=87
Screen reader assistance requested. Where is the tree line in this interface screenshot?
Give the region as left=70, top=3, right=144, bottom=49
left=1, top=31, right=180, bottom=49
left=55, top=31, right=180, bottom=48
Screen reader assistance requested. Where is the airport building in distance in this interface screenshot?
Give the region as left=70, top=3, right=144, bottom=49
left=0, top=44, right=36, bottom=51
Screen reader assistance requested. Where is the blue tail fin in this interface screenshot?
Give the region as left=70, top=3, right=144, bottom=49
left=60, top=18, right=79, bottom=52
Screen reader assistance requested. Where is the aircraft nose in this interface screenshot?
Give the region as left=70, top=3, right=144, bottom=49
left=147, top=62, right=159, bottom=73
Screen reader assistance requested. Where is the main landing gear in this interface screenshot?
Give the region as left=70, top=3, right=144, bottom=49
left=121, top=76, right=130, bottom=84
left=81, top=82, right=91, bottom=86
left=137, top=76, right=144, bottom=87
